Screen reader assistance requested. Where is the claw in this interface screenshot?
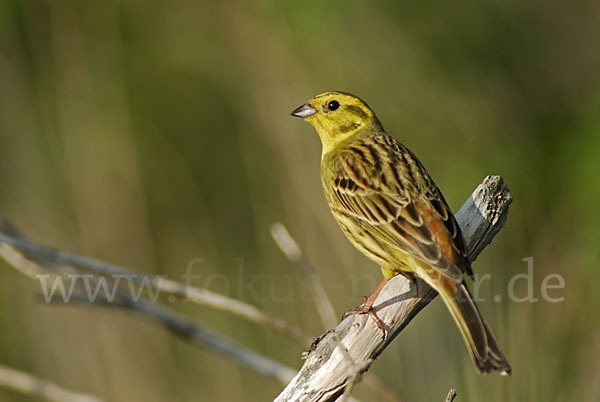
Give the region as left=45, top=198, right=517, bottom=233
left=342, top=297, right=387, bottom=340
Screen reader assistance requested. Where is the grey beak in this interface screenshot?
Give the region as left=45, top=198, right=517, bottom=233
left=291, top=103, right=317, bottom=118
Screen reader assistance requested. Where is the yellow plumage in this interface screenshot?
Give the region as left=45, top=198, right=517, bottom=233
left=292, top=91, right=511, bottom=374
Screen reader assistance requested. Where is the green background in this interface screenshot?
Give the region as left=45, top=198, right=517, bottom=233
left=1, top=0, right=599, bottom=401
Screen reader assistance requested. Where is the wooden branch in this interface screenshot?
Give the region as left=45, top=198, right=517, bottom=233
left=271, top=222, right=338, bottom=329
left=273, top=176, right=512, bottom=402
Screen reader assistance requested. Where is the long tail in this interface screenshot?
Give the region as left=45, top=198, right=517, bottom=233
left=421, top=270, right=511, bottom=374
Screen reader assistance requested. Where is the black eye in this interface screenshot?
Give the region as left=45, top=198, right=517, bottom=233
left=327, top=100, right=340, bottom=111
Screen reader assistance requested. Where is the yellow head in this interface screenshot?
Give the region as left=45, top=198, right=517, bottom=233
left=291, top=91, right=381, bottom=154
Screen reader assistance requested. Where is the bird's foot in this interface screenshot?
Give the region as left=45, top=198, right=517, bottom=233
left=342, top=296, right=387, bottom=340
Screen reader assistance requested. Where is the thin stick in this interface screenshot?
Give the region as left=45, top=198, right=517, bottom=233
left=0, top=223, right=311, bottom=346
left=0, top=364, right=104, bottom=402
left=270, top=222, right=338, bottom=329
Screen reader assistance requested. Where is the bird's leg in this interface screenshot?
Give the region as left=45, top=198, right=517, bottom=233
left=342, top=277, right=390, bottom=339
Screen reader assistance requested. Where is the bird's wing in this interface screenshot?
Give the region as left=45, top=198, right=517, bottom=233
left=329, top=143, right=471, bottom=281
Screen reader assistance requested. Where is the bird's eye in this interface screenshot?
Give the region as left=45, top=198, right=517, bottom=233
left=327, top=100, right=340, bottom=111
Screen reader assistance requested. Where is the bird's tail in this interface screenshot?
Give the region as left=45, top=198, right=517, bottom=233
left=422, top=270, right=511, bottom=375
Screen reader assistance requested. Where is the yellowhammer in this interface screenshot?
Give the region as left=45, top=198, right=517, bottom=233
left=291, top=91, right=511, bottom=375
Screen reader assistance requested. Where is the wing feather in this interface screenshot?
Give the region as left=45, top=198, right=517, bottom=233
left=328, top=137, right=471, bottom=281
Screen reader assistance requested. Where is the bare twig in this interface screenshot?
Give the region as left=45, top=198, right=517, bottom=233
left=0, top=224, right=300, bottom=389
left=0, top=363, right=103, bottom=402
left=0, top=221, right=311, bottom=346
left=273, top=176, right=512, bottom=402
left=271, top=222, right=338, bottom=329
left=444, top=388, right=458, bottom=402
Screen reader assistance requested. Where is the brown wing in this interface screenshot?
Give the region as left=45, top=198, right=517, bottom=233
left=328, top=135, right=472, bottom=280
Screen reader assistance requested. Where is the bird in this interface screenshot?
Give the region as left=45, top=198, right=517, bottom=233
left=291, top=91, right=511, bottom=375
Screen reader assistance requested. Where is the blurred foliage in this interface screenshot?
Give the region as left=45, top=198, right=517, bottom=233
left=1, top=0, right=599, bottom=401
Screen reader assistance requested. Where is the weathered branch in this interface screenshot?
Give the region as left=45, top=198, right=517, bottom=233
left=274, top=176, right=512, bottom=402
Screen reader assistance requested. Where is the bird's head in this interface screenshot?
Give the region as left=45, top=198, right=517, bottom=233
left=291, top=91, right=380, bottom=154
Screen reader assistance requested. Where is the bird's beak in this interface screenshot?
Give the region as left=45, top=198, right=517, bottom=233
left=291, top=103, right=317, bottom=118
